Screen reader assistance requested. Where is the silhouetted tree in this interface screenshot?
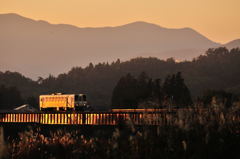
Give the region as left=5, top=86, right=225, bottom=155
left=152, top=78, right=163, bottom=103
left=162, top=72, right=192, bottom=107
left=112, top=72, right=192, bottom=108
left=136, top=72, right=151, bottom=102
left=0, top=85, right=24, bottom=109
left=111, top=73, right=138, bottom=108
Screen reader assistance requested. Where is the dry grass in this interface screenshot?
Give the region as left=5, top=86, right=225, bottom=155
left=3, top=107, right=240, bottom=159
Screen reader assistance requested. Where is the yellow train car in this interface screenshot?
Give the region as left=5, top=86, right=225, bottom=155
left=39, top=93, right=88, bottom=111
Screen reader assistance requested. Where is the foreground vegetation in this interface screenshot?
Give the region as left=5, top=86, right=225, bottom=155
left=1, top=107, right=239, bottom=159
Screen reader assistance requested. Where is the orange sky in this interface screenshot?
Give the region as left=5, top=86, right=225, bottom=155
left=1, top=0, right=240, bottom=43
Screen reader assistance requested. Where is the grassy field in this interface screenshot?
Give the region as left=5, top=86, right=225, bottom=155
left=1, top=108, right=240, bottom=159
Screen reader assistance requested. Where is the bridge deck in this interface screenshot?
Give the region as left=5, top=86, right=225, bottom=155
left=1, top=108, right=238, bottom=125
left=0, top=112, right=172, bottom=125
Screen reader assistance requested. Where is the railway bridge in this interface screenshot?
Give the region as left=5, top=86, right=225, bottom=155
left=1, top=109, right=239, bottom=126
left=0, top=109, right=176, bottom=125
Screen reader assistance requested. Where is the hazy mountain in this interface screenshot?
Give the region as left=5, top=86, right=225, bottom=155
left=224, top=39, right=240, bottom=49
left=0, top=13, right=222, bottom=79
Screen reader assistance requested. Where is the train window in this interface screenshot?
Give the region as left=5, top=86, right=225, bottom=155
left=74, top=95, right=79, bottom=101
left=82, top=95, right=86, bottom=101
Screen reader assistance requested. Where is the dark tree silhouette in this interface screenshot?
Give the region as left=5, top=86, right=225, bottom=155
left=0, top=85, right=24, bottom=109
left=111, top=73, right=138, bottom=108
left=111, top=72, right=192, bottom=108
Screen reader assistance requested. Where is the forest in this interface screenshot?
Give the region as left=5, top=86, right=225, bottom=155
left=112, top=72, right=192, bottom=108
left=0, top=47, right=240, bottom=110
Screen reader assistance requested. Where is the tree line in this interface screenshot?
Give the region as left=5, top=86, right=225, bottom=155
left=111, top=72, right=192, bottom=108
left=0, top=47, right=240, bottom=110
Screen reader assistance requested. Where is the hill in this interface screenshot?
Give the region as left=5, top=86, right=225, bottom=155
left=224, top=39, right=240, bottom=49
left=1, top=47, right=240, bottom=109
left=0, top=13, right=221, bottom=79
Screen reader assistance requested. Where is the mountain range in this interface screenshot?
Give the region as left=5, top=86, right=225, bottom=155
left=0, top=13, right=239, bottom=79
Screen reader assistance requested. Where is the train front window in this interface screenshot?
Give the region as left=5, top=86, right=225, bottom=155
left=75, top=95, right=79, bottom=101
left=82, top=95, right=86, bottom=101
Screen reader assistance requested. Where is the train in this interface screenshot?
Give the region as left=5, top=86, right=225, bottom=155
left=39, top=93, right=90, bottom=111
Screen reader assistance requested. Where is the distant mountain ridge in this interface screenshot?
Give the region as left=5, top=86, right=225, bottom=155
left=224, top=39, right=240, bottom=49
left=0, top=13, right=238, bottom=79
